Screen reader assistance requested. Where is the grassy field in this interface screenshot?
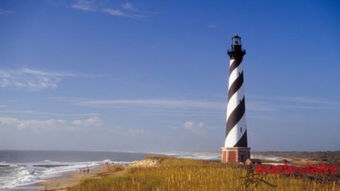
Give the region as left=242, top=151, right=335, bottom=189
left=67, top=156, right=339, bottom=191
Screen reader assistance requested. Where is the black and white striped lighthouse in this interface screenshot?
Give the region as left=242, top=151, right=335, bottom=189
left=221, top=35, right=250, bottom=163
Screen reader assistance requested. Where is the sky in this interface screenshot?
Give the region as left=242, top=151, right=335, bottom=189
left=0, top=0, right=339, bottom=152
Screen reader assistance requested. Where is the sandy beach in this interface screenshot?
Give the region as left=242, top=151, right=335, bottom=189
left=38, top=159, right=161, bottom=191
left=38, top=165, right=110, bottom=191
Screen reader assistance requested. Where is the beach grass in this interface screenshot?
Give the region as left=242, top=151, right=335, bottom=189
left=67, top=155, right=339, bottom=191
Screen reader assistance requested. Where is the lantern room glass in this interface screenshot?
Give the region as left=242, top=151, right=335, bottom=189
left=232, top=36, right=241, bottom=46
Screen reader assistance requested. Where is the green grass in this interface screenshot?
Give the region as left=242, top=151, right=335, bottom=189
left=68, top=156, right=339, bottom=191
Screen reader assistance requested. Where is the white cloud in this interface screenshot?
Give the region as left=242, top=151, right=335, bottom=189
left=0, top=9, right=13, bottom=15
left=102, top=8, right=127, bottom=17
left=183, top=121, right=205, bottom=135
left=248, top=95, right=340, bottom=111
left=277, top=96, right=340, bottom=107
left=71, top=0, right=146, bottom=19
left=183, top=121, right=194, bottom=128
left=128, top=128, right=145, bottom=134
left=75, top=96, right=340, bottom=112
left=0, top=108, right=100, bottom=118
left=207, top=24, right=217, bottom=28
left=0, top=117, right=66, bottom=129
left=121, top=2, right=135, bottom=10
left=56, top=95, right=340, bottom=117
left=0, top=68, right=77, bottom=90
left=77, top=99, right=223, bottom=110
left=21, top=68, right=77, bottom=77
left=71, top=116, right=102, bottom=127
left=71, top=0, right=96, bottom=11
left=0, top=116, right=102, bottom=130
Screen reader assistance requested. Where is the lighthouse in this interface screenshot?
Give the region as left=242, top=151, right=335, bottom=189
left=221, top=35, right=250, bottom=163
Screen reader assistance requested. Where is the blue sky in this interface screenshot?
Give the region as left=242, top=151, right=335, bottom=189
left=0, top=0, right=339, bottom=152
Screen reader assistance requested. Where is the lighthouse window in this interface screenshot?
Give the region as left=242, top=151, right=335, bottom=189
left=233, top=38, right=241, bottom=45
left=240, top=128, right=242, bottom=133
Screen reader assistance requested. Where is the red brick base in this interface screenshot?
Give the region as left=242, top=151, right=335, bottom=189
left=221, top=147, right=250, bottom=163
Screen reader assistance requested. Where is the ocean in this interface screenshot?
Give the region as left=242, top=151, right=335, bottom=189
left=0, top=150, right=148, bottom=190
left=0, top=150, right=220, bottom=190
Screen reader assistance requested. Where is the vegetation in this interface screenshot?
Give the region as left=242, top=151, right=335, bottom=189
left=254, top=151, right=340, bottom=165
left=68, top=155, right=339, bottom=191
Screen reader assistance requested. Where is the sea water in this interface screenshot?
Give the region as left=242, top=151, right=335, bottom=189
left=0, top=150, right=147, bottom=190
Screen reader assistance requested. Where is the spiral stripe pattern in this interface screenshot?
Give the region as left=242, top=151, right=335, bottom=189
left=224, top=57, right=248, bottom=148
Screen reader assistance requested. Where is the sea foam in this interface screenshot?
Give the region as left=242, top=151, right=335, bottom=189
left=0, top=159, right=128, bottom=190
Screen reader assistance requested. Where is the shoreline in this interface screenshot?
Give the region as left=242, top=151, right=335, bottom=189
left=36, top=158, right=161, bottom=191
left=6, top=164, right=111, bottom=191
left=38, top=164, right=111, bottom=191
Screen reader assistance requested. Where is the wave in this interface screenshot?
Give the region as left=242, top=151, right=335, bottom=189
left=154, top=152, right=220, bottom=160
left=0, top=159, right=129, bottom=190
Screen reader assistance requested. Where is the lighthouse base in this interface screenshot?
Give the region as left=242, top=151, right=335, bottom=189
left=221, top=147, right=250, bottom=163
